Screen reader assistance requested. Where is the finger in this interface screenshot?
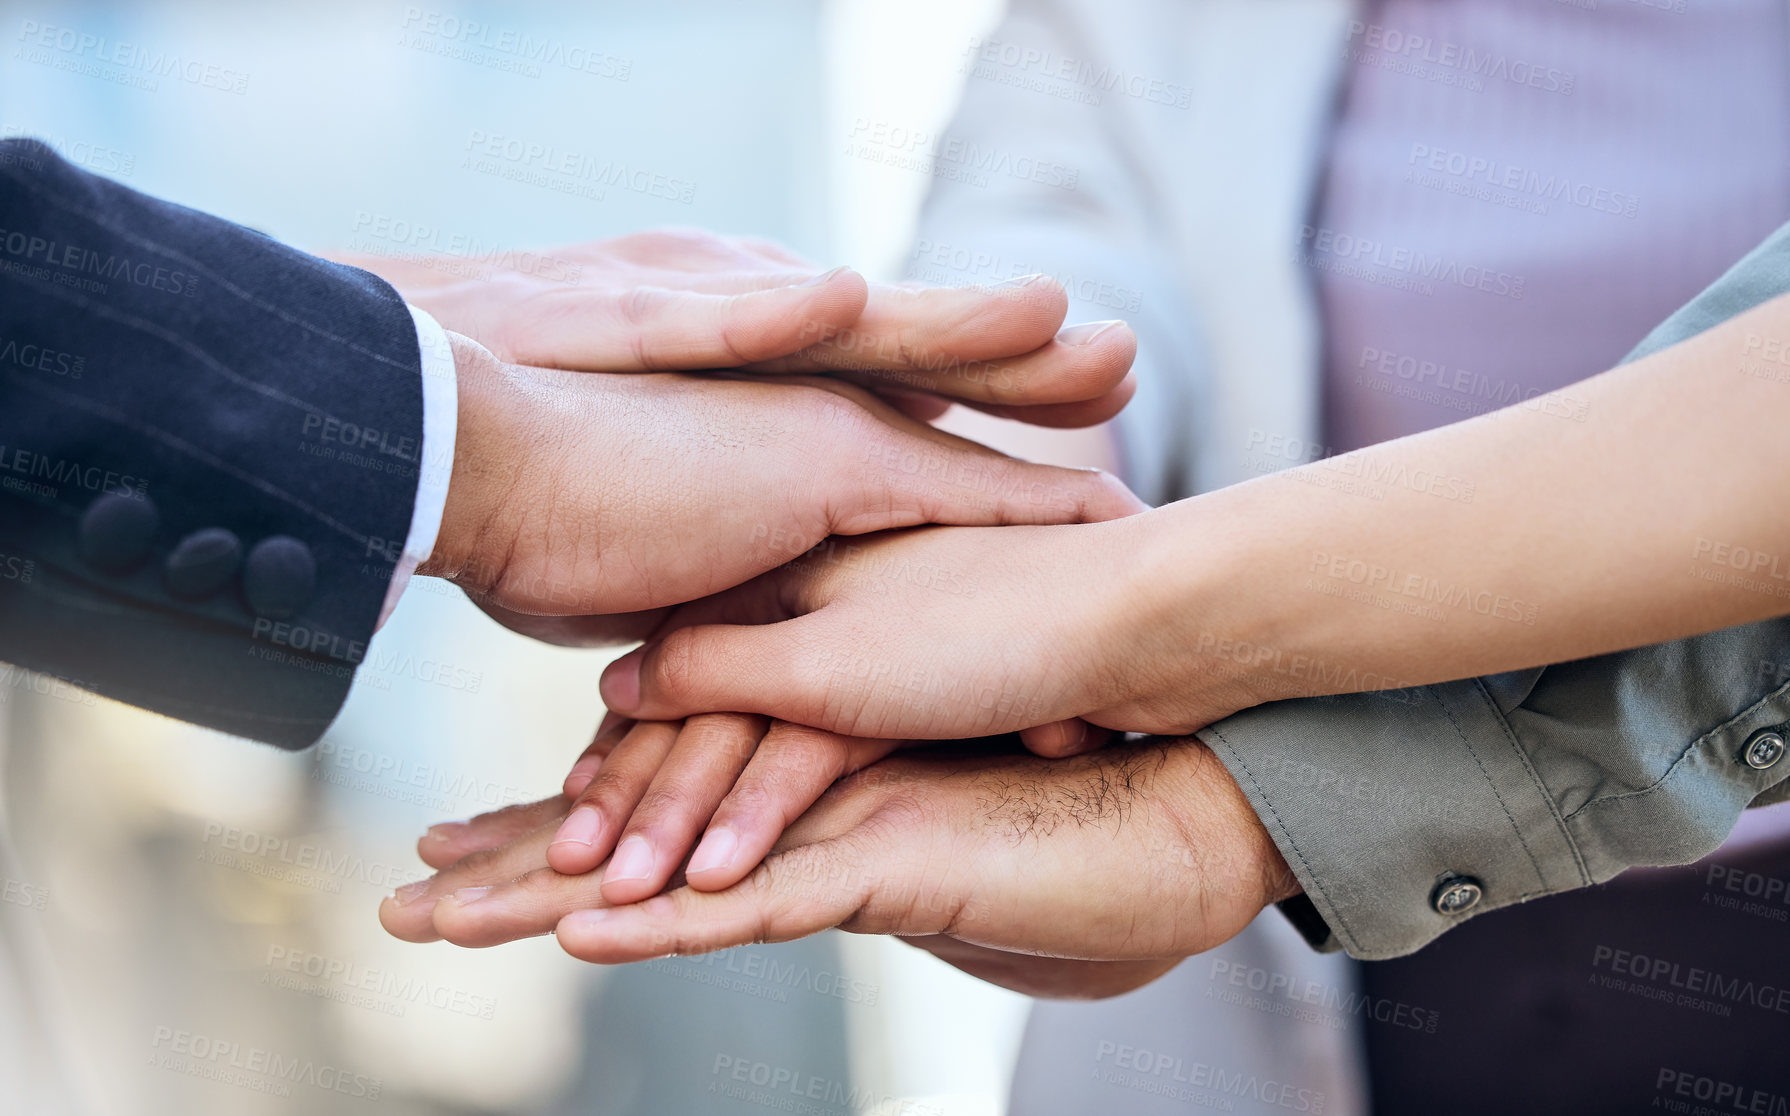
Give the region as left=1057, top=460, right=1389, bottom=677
left=380, top=806, right=566, bottom=943
left=563, top=713, right=632, bottom=799
left=544, top=721, right=682, bottom=875
left=750, top=276, right=1068, bottom=379
left=876, top=390, right=954, bottom=423
left=1018, top=718, right=1112, bottom=759
left=554, top=840, right=871, bottom=964
left=686, top=724, right=899, bottom=892
left=765, top=307, right=1136, bottom=413
left=432, top=862, right=618, bottom=949
left=954, top=368, right=1138, bottom=429
left=497, top=268, right=869, bottom=371
left=598, top=713, right=767, bottom=905
left=598, top=619, right=822, bottom=728
left=418, top=795, right=573, bottom=870
left=832, top=412, right=1146, bottom=530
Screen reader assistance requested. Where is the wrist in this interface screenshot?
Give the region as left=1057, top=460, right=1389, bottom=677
left=1161, top=741, right=1300, bottom=956
left=417, top=331, right=515, bottom=586
left=1088, top=500, right=1275, bottom=732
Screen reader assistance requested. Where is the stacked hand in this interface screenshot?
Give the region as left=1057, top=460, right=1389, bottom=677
left=383, top=730, right=1294, bottom=999
left=362, top=226, right=1290, bottom=1000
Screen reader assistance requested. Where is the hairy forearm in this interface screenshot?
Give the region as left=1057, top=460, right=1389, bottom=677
left=1133, top=290, right=1790, bottom=715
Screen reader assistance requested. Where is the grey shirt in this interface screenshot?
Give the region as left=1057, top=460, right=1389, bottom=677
left=1207, top=224, right=1790, bottom=956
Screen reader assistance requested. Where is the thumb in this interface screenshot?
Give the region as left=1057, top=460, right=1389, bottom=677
left=600, top=620, right=825, bottom=726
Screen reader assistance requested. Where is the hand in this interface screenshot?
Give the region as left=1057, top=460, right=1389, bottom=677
left=594, top=512, right=1253, bottom=738
left=420, top=715, right=1120, bottom=909
left=419, top=335, right=1146, bottom=627
left=343, top=228, right=1138, bottom=428
left=380, top=737, right=1297, bottom=1000
left=543, top=715, right=901, bottom=904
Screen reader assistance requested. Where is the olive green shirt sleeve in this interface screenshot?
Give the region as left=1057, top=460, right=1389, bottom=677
left=1199, top=221, right=1790, bottom=959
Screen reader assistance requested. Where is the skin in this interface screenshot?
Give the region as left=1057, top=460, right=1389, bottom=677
left=337, top=227, right=1139, bottom=429
left=381, top=735, right=1297, bottom=1000
left=591, top=290, right=1790, bottom=737
left=418, top=335, right=1146, bottom=641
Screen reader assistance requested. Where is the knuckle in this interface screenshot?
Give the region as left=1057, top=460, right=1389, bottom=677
left=632, top=785, right=696, bottom=828
left=651, top=630, right=701, bottom=699
left=578, top=768, right=645, bottom=816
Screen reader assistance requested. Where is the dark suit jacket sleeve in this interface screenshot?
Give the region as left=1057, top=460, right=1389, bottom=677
left=0, top=138, right=427, bottom=749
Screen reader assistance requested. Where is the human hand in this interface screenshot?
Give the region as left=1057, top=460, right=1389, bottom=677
left=344, top=228, right=1137, bottom=428
left=593, top=509, right=1254, bottom=738
left=380, top=736, right=1296, bottom=1000
left=419, top=334, right=1145, bottom=628
left=418, top=713, right=1118, bottom=909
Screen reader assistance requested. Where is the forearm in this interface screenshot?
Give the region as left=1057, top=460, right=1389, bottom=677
left=1135, top=290, right=1790, bottom=718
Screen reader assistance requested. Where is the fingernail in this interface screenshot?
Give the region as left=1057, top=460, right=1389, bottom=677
left=561, top=908, right=610, bottom=934
left=1057, top=320, right=1125, bottom=346
left=551, top=807, right=604, bottom=850
left=687, top=828, right=739, bottom=876
left=451, top=886, right=491, bottom=906
left=563, top=756, right=602, bottom=798
left=798, top=265, right=849, bottom=288
left=605, top=835, right=654, bottom=884
left=991, top=272, right=1051, bottom=289
left=600, top=650, right=643, bottom=713
left=390, top=880, right=432, bottom=906
left=422, top=821, right=468, bottom=843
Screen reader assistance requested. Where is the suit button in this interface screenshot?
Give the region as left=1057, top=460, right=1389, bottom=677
left=1740, top=729, right=1786, bottom=771
left=78, top=493, right=159, bottom=573
left=242, top=536, right=316, bottom=620
left=164, top=528, right=242, bottom=600
left=1432, top=875, right=1483, bottom=916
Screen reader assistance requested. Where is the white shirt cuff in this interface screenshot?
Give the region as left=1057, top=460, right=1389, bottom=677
left=377, top=305, right=457, bottom=628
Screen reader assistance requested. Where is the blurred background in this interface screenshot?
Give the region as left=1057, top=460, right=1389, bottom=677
left=0, top=1, right=1038, bottom=1113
